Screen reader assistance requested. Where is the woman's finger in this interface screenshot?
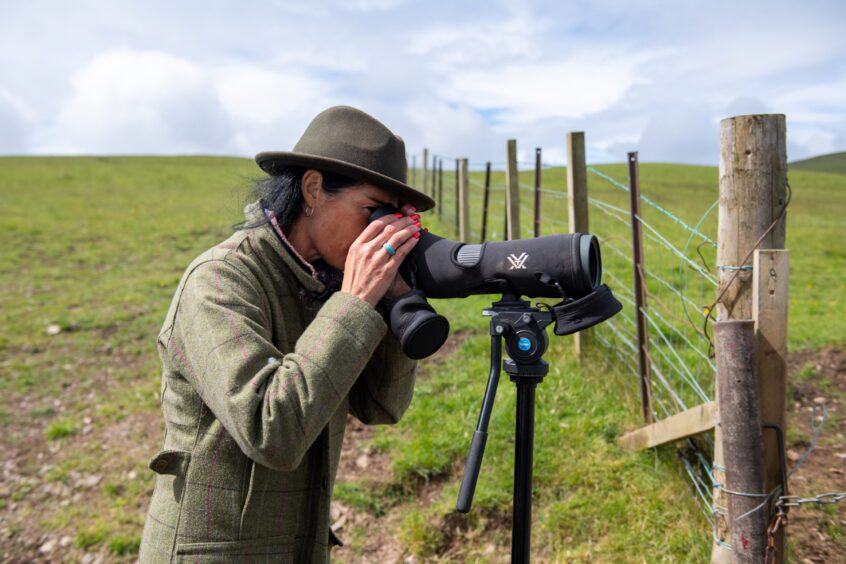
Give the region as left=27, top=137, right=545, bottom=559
left=383, top=221, right=420, bottom=254
left=355, top=212, right=404, bottom=247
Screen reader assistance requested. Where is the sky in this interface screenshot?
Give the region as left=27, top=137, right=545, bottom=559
left=0, top=0, right=844, bottom=166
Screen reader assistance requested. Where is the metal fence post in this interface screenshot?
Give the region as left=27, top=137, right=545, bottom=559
left=627, top=151, right=654, bottom=424
left=534, top=147, right=542, bottom=238
left=481, top=162, right=491, bottom=242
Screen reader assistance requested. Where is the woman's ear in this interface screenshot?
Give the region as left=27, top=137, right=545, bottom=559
left=301, top=170, right=323, bottom=209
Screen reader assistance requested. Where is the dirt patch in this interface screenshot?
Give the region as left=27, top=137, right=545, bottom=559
left=784, top=347, right=846, bottom=563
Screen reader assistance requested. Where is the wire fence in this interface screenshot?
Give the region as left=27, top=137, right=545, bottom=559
left=408, top=152, right=793, bottom=548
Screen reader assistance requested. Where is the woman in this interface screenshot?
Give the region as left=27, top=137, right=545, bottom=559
left=140, top=106, right=435, bottom=563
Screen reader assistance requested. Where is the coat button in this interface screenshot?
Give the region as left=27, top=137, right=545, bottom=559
left=153, top=457, right=169, bottom=473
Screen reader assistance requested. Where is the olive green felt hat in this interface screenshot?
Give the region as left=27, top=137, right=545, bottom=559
left=256, top=106, right=435, bottom=212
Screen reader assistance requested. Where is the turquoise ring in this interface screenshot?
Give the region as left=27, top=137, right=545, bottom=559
left=383, top=243, right=397, bottom=256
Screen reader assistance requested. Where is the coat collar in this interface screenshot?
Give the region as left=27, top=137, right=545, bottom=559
left=243, top=201, right=327, bottom=297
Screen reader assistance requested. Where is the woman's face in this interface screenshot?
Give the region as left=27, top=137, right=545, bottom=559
left=304, top=173, right=403, bottom=271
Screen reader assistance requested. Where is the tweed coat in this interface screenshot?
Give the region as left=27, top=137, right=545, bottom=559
left=139, top=203, right=417, bottom=562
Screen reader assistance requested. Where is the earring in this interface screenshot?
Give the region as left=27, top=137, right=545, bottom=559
left=305, top=206, right=314, bottom=217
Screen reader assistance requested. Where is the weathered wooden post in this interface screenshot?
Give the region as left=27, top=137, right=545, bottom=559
left=411, top=155, right=417, bottom=188
left=422, top=148, right=429, bottom=199
left=628, top=152, right=653, bottom=424
left=437, top=159, right=443, bottom=220
left=567, top=132, right=590, bottom=362
left=712, top=114, right=788, bottom=563
left=481, top=162, right=492, bottom=242
left=454, top=158, right=460, bottom=234
left=505, top=139, right=521, bottom=240
left=431, top=153, right=438, bottom=197
left=714, top=320, right=768, bottom=563
left=458, top=158, right=470, bottom=242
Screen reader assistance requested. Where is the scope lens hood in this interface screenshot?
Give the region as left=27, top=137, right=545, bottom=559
left=551, top=284, right=622, bottom=336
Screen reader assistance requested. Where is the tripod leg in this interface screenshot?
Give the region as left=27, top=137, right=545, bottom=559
left=512, top=381, right=537, bottom=564
left=456, top=335, right=502, bottom=513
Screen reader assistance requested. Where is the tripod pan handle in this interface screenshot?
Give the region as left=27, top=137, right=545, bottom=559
left=456, top=430, right=488, bottom=513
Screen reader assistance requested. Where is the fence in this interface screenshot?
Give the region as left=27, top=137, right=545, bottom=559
left=407, top=115, right=842, bottom=562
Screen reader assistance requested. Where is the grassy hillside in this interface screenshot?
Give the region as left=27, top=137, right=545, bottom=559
left=791, top=151, right=846, bottom=175
left=0, top=156, right=843, bottom=561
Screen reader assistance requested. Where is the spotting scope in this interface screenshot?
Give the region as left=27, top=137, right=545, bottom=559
left=371, top=206, right=621, bottom=358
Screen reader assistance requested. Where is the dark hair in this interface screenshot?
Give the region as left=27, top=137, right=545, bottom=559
left=243, top=166, right=361, bottom=232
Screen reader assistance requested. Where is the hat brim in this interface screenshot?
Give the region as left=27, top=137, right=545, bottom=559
left=255, top=151, right=436, bottom=213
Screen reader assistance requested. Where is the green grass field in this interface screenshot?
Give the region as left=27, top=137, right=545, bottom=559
left=1, top=156, right=844, bottom=560
left=791, top=151, right=846, bottom=175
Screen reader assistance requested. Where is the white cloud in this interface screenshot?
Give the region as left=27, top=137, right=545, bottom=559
left=444, top=54, right=645, bottom=124
left=51, top=48, right=232, bottom=154
left=0, top=90, right=32, bottom=153
left=2, top=1, right=844, bottom=164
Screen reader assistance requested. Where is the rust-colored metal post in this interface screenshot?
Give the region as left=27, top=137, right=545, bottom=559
left=534, top=147, right=542, bottom=238
left=628, top=152, right=653, bottom=424
left=481, top=162, right=491, bottom=242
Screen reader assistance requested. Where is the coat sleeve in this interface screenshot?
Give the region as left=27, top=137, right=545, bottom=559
left=348, top=330, right=417, bottom=425
left=167, top=258, right=387, bottom=471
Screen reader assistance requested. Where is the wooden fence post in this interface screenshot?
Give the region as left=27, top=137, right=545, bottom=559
left=712, top=114, right=788, bottom=563
left=481, top=162, right=492, bottom=242
left=714, top=320, right=768, bottom=563
left=411, top=155, right=417, bottom=188
left=437, top=159, right=443, bottom=220
left=505, top=139, right=521, bottom=240
left=454, top=158, right=460, bottom=234
left=458, top=158, right=470, bottom=242
left=431, top=153, right=438, bottom=197
left=628, top=152, right=653, bottom=424
left=534, top=147, right=542, bottom=238
left=422, top=148, right=429, bottom=199
left=567, top=132, right=590, bottom=362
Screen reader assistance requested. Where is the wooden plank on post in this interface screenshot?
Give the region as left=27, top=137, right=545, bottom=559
left=715, top=320, right=768, bottom=564
left=753, top=249, right=789, bottom=561
left=481, top=162, right=491, bottom=242
left=505, top=139, right=521, bottom=240
left=628, top=151, right=653, bottom=424
left=566, top=132, right=590, bottom=362
left=534, top=147, right=542, bottom=238
left=458, top=158, right=470, bottom=242
left=618, top=401, right=716, bottom=451
left=713, top=114, right=787, bottom=563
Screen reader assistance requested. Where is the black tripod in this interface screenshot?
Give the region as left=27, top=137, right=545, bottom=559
left=455, top=293, right=555, bottom=563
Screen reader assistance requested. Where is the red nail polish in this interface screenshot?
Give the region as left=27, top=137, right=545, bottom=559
left=394, top=212, right=403, bottom=218
left=413, top=232, right=421, bottom=239
left=411, top=214, right=420, bottom=221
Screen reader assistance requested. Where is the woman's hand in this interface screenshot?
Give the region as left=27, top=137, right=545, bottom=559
left=342, top=205, right=421, bottom=307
